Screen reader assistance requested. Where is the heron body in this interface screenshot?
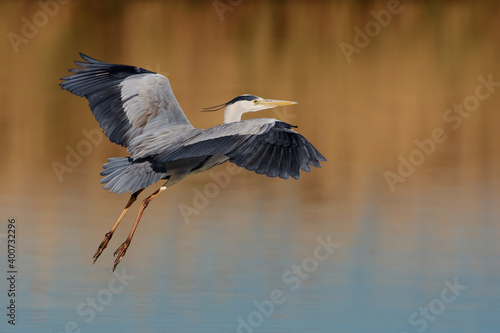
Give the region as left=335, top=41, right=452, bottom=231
left=60, top=53, right=326, bottom=271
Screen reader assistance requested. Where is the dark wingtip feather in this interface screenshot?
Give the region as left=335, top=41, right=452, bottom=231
left=314, top=147, right=327, bottom=162
left=278, top=147, right=291, bottom=180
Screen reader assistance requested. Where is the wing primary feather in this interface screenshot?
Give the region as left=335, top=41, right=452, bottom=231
left=244, top=141, right=272, bottom=172
left=267, top=146, right=283, bottom=178
left=305, top=144, right=322, bottom=168
left=255, top=145, right=277, bottom=176
left=297, top=146, right=311, bottom=172
left=289, top=147, right=300, bottom=180
left=228, top=137, right=260, bottom=167
left=279, top=147, right=292, bottom=179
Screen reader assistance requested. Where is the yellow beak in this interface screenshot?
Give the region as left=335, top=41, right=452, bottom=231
left=260, top=99, right=298, bottom=108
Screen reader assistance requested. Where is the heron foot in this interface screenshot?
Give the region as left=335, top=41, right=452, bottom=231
left=112, top=241, right=130, bottom=272
left=93, top=232, right=113, bottom=264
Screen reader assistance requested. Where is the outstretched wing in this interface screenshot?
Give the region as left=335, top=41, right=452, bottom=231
left=151, top=119, right=326, bottom=180
left=60, top=53, right=192, bottom=147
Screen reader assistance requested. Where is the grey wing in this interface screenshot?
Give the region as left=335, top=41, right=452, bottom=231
left=152, top=119, right=327, bottom=180
left=60, top=53, right=192, bottom=147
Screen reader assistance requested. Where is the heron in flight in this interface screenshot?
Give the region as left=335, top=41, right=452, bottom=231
left=60, top=53, right=326, bottom=271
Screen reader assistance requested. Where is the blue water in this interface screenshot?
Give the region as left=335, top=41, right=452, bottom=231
left=4, top=167, right=500, bottom=333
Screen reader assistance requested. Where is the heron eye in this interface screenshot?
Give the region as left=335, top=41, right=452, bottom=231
left=253, top=100, right=258, bottom=104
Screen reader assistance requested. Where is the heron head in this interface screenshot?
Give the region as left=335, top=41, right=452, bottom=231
left=203, top=94, right=297, bottom=123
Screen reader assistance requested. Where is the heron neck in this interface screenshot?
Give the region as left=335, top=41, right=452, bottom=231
left=223, top=105, right=244, bottom=123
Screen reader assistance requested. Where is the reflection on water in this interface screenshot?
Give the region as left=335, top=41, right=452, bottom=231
left=1, top=1, right=500, bottom=332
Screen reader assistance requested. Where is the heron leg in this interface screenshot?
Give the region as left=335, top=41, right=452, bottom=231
left=93, top=189, right=144, bottom=264
left=112, top=185, right=167, bottom=271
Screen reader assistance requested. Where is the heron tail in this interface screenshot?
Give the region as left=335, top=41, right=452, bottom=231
left=100, top=157, right=167, bottom=194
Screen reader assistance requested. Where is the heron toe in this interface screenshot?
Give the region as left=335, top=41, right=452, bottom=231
left=113, top=241, right=130, bottom=271
left=92, top=232, right=113, bottom=263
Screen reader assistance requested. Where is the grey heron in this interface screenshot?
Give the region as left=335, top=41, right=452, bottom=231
left=60, top=53, right=326, bottom=271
